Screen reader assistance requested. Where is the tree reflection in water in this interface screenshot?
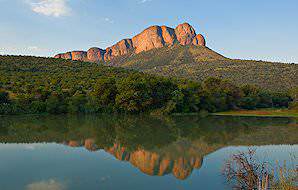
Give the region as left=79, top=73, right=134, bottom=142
left=0, top=115, right=297, bottom=180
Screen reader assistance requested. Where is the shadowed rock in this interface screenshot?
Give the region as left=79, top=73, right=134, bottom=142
left=192, top=34, right=206, bottom=46
left=161, top=26, right=177, bottom=45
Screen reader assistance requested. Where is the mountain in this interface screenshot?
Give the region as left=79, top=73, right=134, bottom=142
left=112, top=45, right=297, bottom=91
left=54, top=23, right=206, bottom=62
left=53, top=23, right=297, bottom=91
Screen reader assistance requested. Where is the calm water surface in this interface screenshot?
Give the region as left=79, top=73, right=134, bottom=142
left=0, top=115, right=297, bottom=190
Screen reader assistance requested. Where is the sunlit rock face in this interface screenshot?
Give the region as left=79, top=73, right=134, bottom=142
left=61, top=52, right=72, bottom=59
left=132, top=25, right=177, bottom=54
left=104, top=39, right=134, bottom=60
left=54, top=22, right=206, bottom=62
left=132, top=26, right=166, bottom=54
left=161, top=26, right=177, bottom=45
left=174, top=23, right=197, bottom=45
left=87, top=47, right=105, bottom=63
left=54, top=54, right=62, bottom=58
left=192, top=34, right=206, bottom=46
left=71, top=51, right=87, bottom=61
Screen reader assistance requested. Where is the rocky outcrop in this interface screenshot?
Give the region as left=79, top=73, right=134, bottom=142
left=54, top=54, right=62, bottom=59
left=87, top=47, right=105, bottom=62
left=54, top=22, right=206, bottom=62
left=56, top=52, right=72, bottom=60
left=161, top=26, right=176, bottom=45
left=131, top=25, right=177, bottom=54
left=174, top=23, right=196, bottom=45
left=192, top=34, right=206, bottom=46
left=71, top=51, right=87, bottom=61
left=104, top=39, right=133, bottom=60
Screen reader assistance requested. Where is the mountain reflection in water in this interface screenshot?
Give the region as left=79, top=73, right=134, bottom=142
left=0, top=115, right=297, bottom=181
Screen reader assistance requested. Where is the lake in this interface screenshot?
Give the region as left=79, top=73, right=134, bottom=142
left=0, top=115, right=297, bottom=190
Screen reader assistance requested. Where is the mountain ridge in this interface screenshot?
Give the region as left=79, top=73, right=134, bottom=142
left=54, top=22, right=206, bottom=62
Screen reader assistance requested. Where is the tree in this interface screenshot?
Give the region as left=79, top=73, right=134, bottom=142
left=0, top=91, right=9, bottom=104
left=115, top=75, right=153, bottom=113
left=92, top=78, right=117, bottom=111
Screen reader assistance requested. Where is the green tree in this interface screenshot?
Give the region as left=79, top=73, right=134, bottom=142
left=0, top=91, right=9, bottom=104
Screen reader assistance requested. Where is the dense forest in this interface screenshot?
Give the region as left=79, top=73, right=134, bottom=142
left=0, top=55, right=296, bottom=115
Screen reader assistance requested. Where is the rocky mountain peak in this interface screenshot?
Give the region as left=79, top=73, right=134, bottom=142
left=54, top=22, right=206, bottom=63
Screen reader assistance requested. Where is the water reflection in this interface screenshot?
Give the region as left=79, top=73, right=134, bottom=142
left=0, top=115, right=297, bottom=181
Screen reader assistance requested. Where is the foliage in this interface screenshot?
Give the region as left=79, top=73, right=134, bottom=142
left=223, top=149, right=297, bottom=190
left=0, top=55, right=294, bottom=115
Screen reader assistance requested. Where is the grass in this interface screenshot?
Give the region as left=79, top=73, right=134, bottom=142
left=213, top=109, right=298, bottom=118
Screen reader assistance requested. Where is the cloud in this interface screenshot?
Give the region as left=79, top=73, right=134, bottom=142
left=27, top=46, right=39, bottom=51
left=139, top=0, right=152, bottom=4
left=26, top=179, right=66, bottom=190
left=27, top=0, right=71, bottom=17
left=0, top=46, right=48, bottom=56
left=103, top=17, right=114, bottom=24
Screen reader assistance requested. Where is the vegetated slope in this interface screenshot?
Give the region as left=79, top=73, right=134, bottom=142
left=0, top=55, right=137, bottom=96
left=110, top=45, right=297, bottom=92
left=0, top=55, right=294, bottom=115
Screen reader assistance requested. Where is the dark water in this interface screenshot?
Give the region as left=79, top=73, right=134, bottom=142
left=0, top=115, right=297, bottom=190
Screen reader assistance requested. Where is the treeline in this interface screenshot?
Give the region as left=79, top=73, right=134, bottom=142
left=0, top=55, right=296, bottom=115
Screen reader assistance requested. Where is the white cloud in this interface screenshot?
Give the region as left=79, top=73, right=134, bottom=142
left=139, top=0, right=152, bottom=4
left=26, top=179, right=66, bottom=190
left=27, top=46, right=39, bottom=51
left=103, top=17, right=114, bottom=24
left=27, top=0, right=71, bottom=17
left=0, top=45, right=49, bottom=56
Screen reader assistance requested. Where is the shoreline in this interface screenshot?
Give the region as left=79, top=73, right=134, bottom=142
left=213, top=109, right=298, bottom=118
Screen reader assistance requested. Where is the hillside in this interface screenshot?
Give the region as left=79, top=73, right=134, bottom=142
left=110, top=45, right=297, bottom=91
left=51, top=22, right=297, bottom=91
left=0, top=55, right=294, bottom=115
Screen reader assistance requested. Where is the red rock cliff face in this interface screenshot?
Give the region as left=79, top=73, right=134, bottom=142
left=131, top=25, right=177, bottom=54
left=54, top=22, right=206, bottom=62
left=192, top=34, right=206, bottom=46
left=87, top=48, right=105, bottom=62
left=174, top=23, right=197, bottom=45
left=104, top=39, right=134, bottom=60
left=71, top=51, right=87, bottom=61
left=60, top=52, right=72, bottom=59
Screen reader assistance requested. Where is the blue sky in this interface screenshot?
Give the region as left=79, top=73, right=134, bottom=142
left=0, top=0, right=298, bottom=63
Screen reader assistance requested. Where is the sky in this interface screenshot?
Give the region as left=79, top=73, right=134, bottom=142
left=0, top=0, right=298, bottom=63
